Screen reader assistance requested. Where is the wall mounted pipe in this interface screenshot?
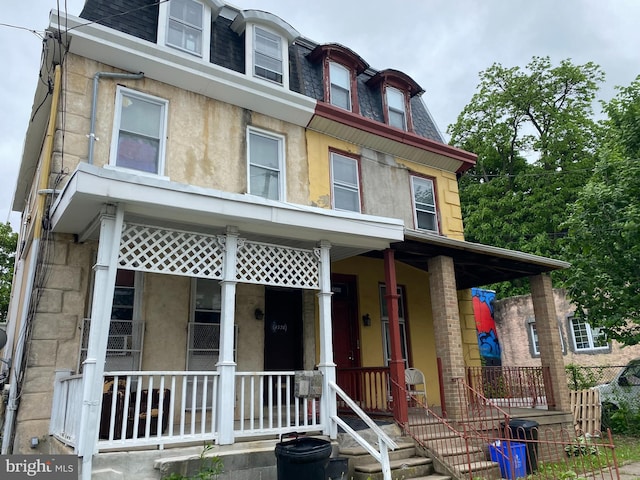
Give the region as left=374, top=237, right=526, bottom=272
left=88, top=71, right=144, bottom=164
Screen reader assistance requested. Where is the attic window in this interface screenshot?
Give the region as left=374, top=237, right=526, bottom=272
left=329, top=62, right=351, bottom=111
left=167, top=0, right=204, bottom=55
left=254, top=26, right=283, bottom=84
left=386, top=86, right=406, bottom=130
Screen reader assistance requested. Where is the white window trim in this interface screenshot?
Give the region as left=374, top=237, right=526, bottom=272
left=246, top=126, right=286, bottom=201
left=330, top=152, right=361, bottom=213
left=247, top=24, right=289, bottom=87
left=529, top=321, right=565, bottom=356
left=386, top=86, right=407, bottom=130
left=109, top=86, right=169, bottom=177
left=158, top=0, right=212, bottom=60
left=380, top=285, right=409, bottom=369
left=569, top=316, right=609, bottom=352
left=329, top=61, right=351, bottom=111
left=410, top=175, right=439, bottom=233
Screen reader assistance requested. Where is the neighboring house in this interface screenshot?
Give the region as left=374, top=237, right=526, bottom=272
left=494, top=289, right=640, bottom=368
left=1, top=1, right=571, bottom=478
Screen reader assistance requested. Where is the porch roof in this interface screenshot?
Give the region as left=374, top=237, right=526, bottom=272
left=380, top=230, right=570, bottom=290
left=49, top=163, right=404, bottom=259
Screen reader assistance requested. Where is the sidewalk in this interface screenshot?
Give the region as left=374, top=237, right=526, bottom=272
left=619, top=461, right=640, bottom=480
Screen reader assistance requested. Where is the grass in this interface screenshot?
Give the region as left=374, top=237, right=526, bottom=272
left=612, top=435, right=640, bottom=465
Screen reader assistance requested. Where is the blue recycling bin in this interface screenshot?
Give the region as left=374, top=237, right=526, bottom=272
left=489, top=441, right=526, bottom=479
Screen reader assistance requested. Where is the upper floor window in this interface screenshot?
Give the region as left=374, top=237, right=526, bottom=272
left=411, top=176, right=438, bottom=233
left=529, top=321, right=565, bottom=356
left=167, top=0, right=204, bottom=55
left=331, top=152, right=361, bottom=212
left=248, top=128, right=285, bottom=201
left=254, top=26, right=283, bottom=84
left=110, top=87, right=168, bottom=175
left=569, top=316, right=609, bottom=352
left=386, top=86, right=406, bottom=130
left=329, top=62, right=351, bottom=111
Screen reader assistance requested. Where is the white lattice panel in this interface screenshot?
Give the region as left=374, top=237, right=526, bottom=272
left=236, top=241, right=320, bottom=289
left=118, top=223, right=224, bottom=279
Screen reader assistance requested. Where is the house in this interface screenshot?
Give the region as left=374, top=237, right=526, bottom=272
left=1, top=1, right=573, bottom=478
left=494, top=288, right=640, bottom=370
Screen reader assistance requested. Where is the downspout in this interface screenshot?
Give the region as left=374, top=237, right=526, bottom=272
left=88, top=71, right=144, bottom=165
left=1, top=65, right=62, bottom=454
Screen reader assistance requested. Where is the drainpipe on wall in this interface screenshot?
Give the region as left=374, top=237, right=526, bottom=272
left=88, top=71, right=144, bottom=165
left=1, top=65, right=62, bottom=454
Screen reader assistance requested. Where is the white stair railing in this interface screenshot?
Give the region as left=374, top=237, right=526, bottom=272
left=329, top=381, right=398, bottom=480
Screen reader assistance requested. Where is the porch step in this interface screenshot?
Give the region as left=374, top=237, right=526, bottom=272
left=352, top=455, right=435, bottom=480
left=453, top=460, right=502, bottom=480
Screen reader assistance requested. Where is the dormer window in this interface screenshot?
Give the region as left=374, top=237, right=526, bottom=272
left=367, top=69, right=424, bottom=132
left=158, top=0, right=221, bottom=59
left=329, top=62, right=351, bottom=110
left=231, top=10, right=300, bottom=88
left=386, top=87, right=406, bottom=130
left=307, top=44, right=369, bottom=114
left=254, top=26, right=283, bottom=84
left=167, top=0, right=203, bottom=55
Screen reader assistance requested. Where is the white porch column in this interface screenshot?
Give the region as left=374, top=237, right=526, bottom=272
left=316, top=240, right=336, bottom=438
left=78, top=205, right=123, bottom=479
left=216, top=227, right=239, bottom=445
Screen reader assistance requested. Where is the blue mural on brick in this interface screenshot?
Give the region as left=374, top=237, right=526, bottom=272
left=472, top=288, right=502, bottom=366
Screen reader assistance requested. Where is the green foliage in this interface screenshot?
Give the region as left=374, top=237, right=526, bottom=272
left=449, top=57, right=604, bottom=296
left=562, top=76, right=640, bottom=346
left=163, top=444, right=223, bottom=480
left=606, top=402, right=640, bottom=436
left=0, top=222, right=18, bottom=322
left=564, top=435, right=600, bottom=457
left=565, top=364, right=609, bottom=390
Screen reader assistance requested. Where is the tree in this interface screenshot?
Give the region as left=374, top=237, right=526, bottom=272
left=0, top=222, right=18, bottom=322
left=448, top=57, right=604, bottom=296
left=562, top=76, right=640, bottom=345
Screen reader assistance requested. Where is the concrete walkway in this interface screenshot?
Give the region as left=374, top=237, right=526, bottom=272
left=619, top=461, right=640, bottom=480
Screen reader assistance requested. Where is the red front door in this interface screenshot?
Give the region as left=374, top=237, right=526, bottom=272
left=331, top=275, right=360, bottom=369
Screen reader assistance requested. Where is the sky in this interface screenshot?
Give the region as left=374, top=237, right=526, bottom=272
left=2, top=0, right=639, bottom=231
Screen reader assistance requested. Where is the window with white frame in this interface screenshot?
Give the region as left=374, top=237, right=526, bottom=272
left=110, top=87, right=168, bottom=175
left=331, top=152, right=360, bottom=212
left=253, top=26, right=283, bottom=84
left=529, top=322, right=565, bottom=356
left=248, top=128, right=284, bottom=200
left=411, top=176, right=438, bottom=232
left=167, top=0, right=204, bottom=55
left=329, top=62, right=351, bottom=110
left=386, top=86, right=406, bottom=130
left=380, top=285, right=409, bottom=368
left=569, top=316, right=608, bottom=352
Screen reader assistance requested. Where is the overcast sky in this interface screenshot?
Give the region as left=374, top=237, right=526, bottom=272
left=2, top=0, right=639, bottom=231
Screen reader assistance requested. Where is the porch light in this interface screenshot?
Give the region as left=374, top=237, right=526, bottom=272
left=362, top=313, right=371, bottom=326
left=254, top=308, right=264, bottom=320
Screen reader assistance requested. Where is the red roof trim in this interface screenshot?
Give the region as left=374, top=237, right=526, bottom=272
left=312, top=102, right=477, bottom=171
left=307, top=43, right=369, bottom=73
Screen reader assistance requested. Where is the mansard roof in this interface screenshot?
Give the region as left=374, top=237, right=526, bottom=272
left=78, top=0, right=445, bottom=143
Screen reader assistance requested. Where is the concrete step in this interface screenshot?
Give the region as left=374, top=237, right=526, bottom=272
left=352, top=456, right=434, bottom=480
left=452, top=460, right=502, bottom=480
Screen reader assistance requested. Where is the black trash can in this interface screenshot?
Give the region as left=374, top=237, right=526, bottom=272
left=500, top=419, right=539, bottom=474
left=325, top=456, right=348, bottom=480
left=275, top=435, right=332, bottom=480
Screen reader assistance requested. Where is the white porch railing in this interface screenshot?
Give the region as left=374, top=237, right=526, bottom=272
left=96, top=371, right=220, bottom=450
left=329, top=381, right=397, bottom=480
left=50, top=372, right=83, bottom=446
left=234, top=371, right=321, bottom=438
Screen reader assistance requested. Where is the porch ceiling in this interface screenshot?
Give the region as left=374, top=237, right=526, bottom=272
left=366, top=229, right=570, bottom=290
left=49, top=163, right=404, bottom=261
